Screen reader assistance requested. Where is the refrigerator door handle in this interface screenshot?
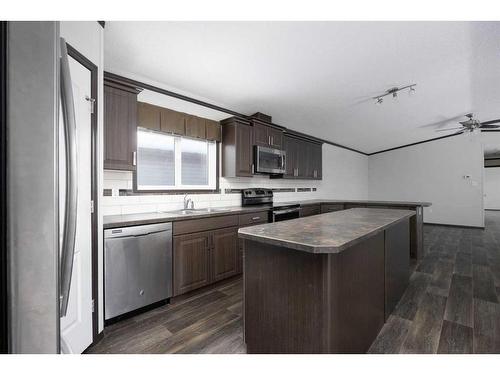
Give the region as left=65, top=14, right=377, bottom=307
left=59, top=38, right=78, bottom=317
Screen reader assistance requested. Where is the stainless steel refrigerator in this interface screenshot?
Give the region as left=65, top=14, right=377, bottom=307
left=4, top=21, right=78, bottom=353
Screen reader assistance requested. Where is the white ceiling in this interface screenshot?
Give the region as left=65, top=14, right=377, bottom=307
left=104, top=21, right=500, bottom=154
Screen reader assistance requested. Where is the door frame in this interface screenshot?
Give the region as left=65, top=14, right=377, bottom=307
left=0, top=21, right=8, bottom=354
left=66, top=43, right=100, bottom=343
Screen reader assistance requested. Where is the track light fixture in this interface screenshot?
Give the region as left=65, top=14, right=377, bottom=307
left=373, top=84, right=416, bottom=104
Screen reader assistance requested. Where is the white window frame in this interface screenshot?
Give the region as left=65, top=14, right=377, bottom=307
left=136, top=128, right=217, bottom=191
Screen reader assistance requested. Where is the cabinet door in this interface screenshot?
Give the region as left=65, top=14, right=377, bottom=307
left=137, top=102, right=160, bottom=131
left=160, top=107, right=185, bottom=135
left=173, top=232, right=211, bottom=296
left=205, top=119, right=221, bottom=142
left=296, top=139, right=310, bottom=179
left=104, top=85, right=137, bottom=171
left=236, top=124, right=254, bottom=176
left=253, top=122, right=269, bottom=147
left=211, top=227, right=239, bottom=282
left=283, top=135, right=297, bottom=178
left=185, top=115, right=206, bottom=139
left=268, top=127, right=283, bottom=149
left=300, top=205, right=321, bottom=217
left=313, top=143, right=322, bottom=179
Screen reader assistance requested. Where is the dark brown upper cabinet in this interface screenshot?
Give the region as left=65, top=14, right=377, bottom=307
left=283, top=134, right=322, bottom=180
left=221, top=117, right=254, bottom=177
left=185, top=115, right=206, bottom=139
left=104, top=81, right=141, bottom=171
left=160, top=107, right=185, bottom=136
left=205, top=119, right=222, bottom=142
left=137, top=102, right=160, bottom=131
left=251, top=119, right=284, bottom=149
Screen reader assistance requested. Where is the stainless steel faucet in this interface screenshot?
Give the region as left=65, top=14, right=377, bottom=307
left=184, top=194, right=194, bottom=209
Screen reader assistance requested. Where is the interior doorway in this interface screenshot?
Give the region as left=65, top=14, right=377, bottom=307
left=484, top=144, right=500, bottom=211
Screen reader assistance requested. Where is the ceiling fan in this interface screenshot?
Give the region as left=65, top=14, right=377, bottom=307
left=436, top=113, right=500, bottom=135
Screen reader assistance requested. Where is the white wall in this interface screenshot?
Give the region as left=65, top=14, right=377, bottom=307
left=60, top=21, right=105, bottom=333
left=102, top=143, right=368, bottom=215
left=368, top=135, right=484, bottom=227
left=484, top=168, right=500, bottom=210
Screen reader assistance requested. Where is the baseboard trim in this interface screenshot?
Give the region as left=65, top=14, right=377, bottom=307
left=424, top=223, right=485, bottom=230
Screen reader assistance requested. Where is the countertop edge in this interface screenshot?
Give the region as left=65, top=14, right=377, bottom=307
left=238, top=210, right=416, bottom=254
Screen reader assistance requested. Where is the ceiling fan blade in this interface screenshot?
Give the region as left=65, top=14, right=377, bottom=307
left=436, top=127, right=464, bottom=132
left=480, top=119, right=500, bottom=125
left=453, top=130, right=465, bottom=135
left=479, top=124, right=500, bottom=129
left=419, top=114, right=472, bottom=129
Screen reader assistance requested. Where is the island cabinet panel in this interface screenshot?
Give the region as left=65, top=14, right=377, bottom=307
left=244, top=241, right=328, bottom=354
left=384, top=219, right=410, bottom=320
left=211, top=227, right=239, bottom=282
left=243, top=231, right=386, bottom=354
left=300, top=204, right=321, bottom=217
left=173, top=232, right=211, bottom=296
left=221, top=118, right=254, bottom=177
left=104, top=83, right=139, bottom=171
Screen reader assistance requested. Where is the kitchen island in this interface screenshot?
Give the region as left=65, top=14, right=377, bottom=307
left=238, top=208, right=415, bottom=354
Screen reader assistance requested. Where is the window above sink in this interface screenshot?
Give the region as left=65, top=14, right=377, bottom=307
left=135, top=128, right=217, bottom=191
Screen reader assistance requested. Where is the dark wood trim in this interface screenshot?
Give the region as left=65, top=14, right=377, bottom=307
left=105, top=71, right=245, bottom=119
left=66, top=44, right=101, bottom=343
left=0, top=21, right=8, bottom=354
left=484, top=157, right=500, bottom=161
left=368, top=133, right=463, bottom=156
left=424, top=223, right=484, bottom=230
left=484, top=165, right=500, bottom=168
left=97, top=21, right=105, bottom=29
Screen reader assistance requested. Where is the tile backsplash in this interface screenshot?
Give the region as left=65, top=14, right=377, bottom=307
left=102, top=170, right=324, bottom=216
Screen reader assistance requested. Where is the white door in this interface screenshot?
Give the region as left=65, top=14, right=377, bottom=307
left=60, top=55, right=93, bottom=354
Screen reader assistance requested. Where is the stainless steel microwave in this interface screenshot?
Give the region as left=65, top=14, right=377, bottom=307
left=254, top=146, right=286, bottom=174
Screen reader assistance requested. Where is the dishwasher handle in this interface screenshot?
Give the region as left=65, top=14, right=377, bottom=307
left=105, top=222, right=172, bottom=239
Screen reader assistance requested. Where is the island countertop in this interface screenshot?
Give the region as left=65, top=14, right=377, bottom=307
left=238, top=207, right=415, bottom=254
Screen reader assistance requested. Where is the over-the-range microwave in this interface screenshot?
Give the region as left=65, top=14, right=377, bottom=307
left=254, top=145, right=286, bottom=174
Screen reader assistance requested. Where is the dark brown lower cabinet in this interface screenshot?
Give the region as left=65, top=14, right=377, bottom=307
left=173, top=226, right=239, bottom=296
left=173, top=231, right=211, bottom=296
left=212, top=227, right=239, bottom=282
left=321, top=203, right=344, bottom=213
left=300, top=204, right=321, bottom=217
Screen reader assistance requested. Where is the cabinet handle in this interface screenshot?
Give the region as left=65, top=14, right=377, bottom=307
left=132, top=151, right=137, bottom=166
left=251, top=163, right=255, bottom=174
left=271, top=136, right=274, bottom=145
left=252, top=216, right=261, bottom=220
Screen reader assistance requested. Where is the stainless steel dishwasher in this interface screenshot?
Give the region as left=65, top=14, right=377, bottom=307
left=104, top=222, right=172, bottom=320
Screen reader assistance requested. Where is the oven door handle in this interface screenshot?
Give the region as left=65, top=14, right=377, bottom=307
left=273, top=208, right=301, bottom=215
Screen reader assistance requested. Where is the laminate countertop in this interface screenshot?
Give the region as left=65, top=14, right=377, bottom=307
left=238, top=207, right=415, bottom=254
left=278, top=199, right=432, bottom=207
left=103, top=199, right=430, bottom=229
left=103, top=205, right=271, bottom=229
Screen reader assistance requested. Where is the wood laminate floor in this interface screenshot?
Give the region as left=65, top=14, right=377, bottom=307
left=88, top=211, right=500, bottom=354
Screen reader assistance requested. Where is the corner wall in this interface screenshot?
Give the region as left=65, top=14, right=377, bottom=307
left=368, top=135, right=484, bottom=227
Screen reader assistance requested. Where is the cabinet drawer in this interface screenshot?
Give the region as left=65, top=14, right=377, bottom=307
left=173, top=214, right=239, bottom=235
left=300, top=204, right=321, bottom=217
left=239, top=211, right=269, bottom=226
left=321, top=204, right=344, bottom=213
